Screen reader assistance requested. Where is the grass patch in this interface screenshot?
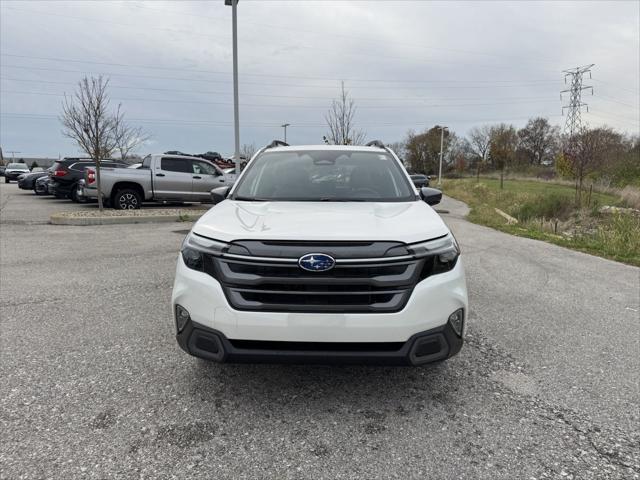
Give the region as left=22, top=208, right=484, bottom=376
left=443, top=178, right=640, bottom=266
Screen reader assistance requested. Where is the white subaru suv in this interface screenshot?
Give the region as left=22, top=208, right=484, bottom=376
left=171, top=141, right=468, bottom=365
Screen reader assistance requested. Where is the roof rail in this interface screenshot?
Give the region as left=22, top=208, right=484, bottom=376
left=265, top=140, right=289, bottom=149
left=365, top=140, right=385, bottom=148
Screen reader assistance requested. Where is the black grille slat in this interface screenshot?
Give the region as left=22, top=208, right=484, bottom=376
left=205, top=241, right=425, bottom=313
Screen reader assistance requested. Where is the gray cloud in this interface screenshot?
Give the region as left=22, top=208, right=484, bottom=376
left=1, top=0, right=638, bottom=157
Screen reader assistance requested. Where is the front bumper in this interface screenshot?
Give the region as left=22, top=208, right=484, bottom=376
left=5, top=172, right=28, bottom=180
left=177, top=318, right=462, bottom=365
left=171, top=254, right=468, bottom=364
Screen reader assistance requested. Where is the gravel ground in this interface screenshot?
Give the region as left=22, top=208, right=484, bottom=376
left=1, top=188, right=639, bottom=479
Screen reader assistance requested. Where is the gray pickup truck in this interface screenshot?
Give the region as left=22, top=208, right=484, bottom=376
left=81, top=154, right=236, bottom=209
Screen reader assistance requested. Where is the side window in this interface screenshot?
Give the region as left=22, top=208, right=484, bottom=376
left=192, top=160, right=217, bottom=175
left=71, top=162, right=93, bottom=171
left=161, top=158, right=191, bottom=173
left=141, top=156, right=152, bottom=169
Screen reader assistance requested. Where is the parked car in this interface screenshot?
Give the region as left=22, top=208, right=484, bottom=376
left=18, top=171, right=49, bottom=190
left=0, top=165, right=5, bottom=176
left=410, top=174, right=430, bottom=188
left=49, top=158, right=127, bottom=201
left=82, top=154, right=236, bottom=209
left=34, top=175, right=51, bottom=195
left=4, top=163, right=31, bottom=183
left=171, top=141, right=467, bottom=366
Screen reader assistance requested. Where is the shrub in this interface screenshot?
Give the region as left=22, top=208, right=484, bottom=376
left=620, top=186, right=640, bottom=210
left=596, top=213, right=640, bottom=261
left=516, top=193, right=574, bottom=221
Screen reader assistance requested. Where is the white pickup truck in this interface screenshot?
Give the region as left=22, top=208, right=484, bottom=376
left=81, top=154, right=236, bottom=209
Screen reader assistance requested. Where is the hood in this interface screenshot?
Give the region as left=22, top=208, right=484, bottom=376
left=193, top=200, right=449, bottom=244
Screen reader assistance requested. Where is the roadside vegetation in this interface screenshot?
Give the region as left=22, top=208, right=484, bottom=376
left=443, top=178, right=640, bottom=266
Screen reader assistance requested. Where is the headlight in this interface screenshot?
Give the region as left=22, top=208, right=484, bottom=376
left=181, top=232, right=229, bottom=272
left=407, top=235, right=460, bottom=262
left=408, top=235, right=460, bottom=276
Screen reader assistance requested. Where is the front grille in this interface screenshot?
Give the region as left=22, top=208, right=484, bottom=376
left=204, top=240, right=427, bottom=313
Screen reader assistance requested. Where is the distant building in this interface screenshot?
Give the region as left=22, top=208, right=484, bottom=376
left=5, top=157, right=58, bottom=168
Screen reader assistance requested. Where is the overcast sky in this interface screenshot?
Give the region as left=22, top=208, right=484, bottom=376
left=1, top=0, right=638, bottom=158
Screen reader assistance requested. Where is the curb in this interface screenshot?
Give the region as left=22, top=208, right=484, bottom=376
left=50, top=212, right=205, bottom=226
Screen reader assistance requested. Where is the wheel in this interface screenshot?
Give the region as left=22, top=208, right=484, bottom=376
left=113, top=188, right=141, bottom=210
left=4, top=178, right=9, bottom=183
left=70, top=184, right=86, bottom=203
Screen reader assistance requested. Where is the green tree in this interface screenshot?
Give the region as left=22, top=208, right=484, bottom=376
left=517, top=117, right=560, bottom=165
left=404, top=126, right=451, bottom=174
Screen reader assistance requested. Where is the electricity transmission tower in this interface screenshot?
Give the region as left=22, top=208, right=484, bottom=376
left=561, top=64, right=594, bottom=151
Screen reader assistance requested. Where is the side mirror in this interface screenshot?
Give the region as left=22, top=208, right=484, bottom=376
left=420, top=187, right=442, bottom=206
left=210, top=186, right=231, bottom=204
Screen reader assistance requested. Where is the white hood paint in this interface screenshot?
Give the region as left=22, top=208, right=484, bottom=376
left=193, top=200, right=449, bottom=244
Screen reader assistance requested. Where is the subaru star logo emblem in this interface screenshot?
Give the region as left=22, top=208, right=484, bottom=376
left=298, top=253, right=335, bottom=272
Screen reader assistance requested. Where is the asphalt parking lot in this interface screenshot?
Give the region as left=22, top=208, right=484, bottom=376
left=1, top=181, right=639, bottom=479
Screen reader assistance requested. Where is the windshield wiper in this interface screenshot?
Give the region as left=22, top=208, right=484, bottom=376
left=233, top=196, right=270, bottom=202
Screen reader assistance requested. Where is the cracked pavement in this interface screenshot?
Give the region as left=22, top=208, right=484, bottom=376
left=1, top=182, right=639, bottom=479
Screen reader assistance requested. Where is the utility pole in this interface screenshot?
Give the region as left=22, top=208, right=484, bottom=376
left=281, top=123, right=290, bottom=143
left=437, top=126, right=448, bottom=186
left=8, top=150, right=21, bottom=160
left=226, top=0, right=241, bottom=172
left=561, top=64, right=594, bottom=153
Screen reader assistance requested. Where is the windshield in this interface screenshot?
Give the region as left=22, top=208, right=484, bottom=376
left=7, top=163, right=29, bottom=170
left=232, top=150, right=415, bottom=202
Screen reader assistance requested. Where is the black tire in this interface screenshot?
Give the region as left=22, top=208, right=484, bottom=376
left=70, top=184, right=87, bottom=203
left=4, top=178, right=9, bottom=183
left=113, top=188, right=141, bottom=210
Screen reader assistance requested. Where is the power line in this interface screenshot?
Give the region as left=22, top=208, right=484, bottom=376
left=1, top=64, right=560, bottom=91
left=0, top=53, right=559, bottom=84
left=0, top=111, right=563, bottom=128
left=0, top=89, right=561, bottom=109
left=2, top=6, right=560, bottom=72
left=0, top=77, right=561, bottom=102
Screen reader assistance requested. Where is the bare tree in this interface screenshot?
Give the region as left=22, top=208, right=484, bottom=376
left=241, top=143, right=256, bottom=161
left=60, top=76, right=118, bottom=211
left=489, top=123, right=518, bottom=188
left=571, top=127, right=623, bottom=205
left=114, top=119, right=150, bottom=162
left=467, top=125, right=492, bottom=180
left=324, top=81, right=366, bottom=145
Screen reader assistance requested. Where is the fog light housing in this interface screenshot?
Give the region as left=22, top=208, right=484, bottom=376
left=175, top=304, right=191, bottom=333
left=448, top=308, right=464, bottom=337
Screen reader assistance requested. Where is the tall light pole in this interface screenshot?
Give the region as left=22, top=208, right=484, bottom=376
left=437, top=126, right=448, bottom=186
left=281, top=123, right=290, bottom=143
left=226, top=0, right=240, bottom=172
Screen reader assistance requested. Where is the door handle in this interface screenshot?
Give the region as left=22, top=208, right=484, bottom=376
left=156, top=173, right=165, bottom=177
left=193, top=176, right=202, bottom=179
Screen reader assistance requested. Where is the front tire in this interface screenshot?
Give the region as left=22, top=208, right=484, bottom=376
left=113, top=188, right=141, bottom=210
left=4, top=178, right=9, bottom=183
